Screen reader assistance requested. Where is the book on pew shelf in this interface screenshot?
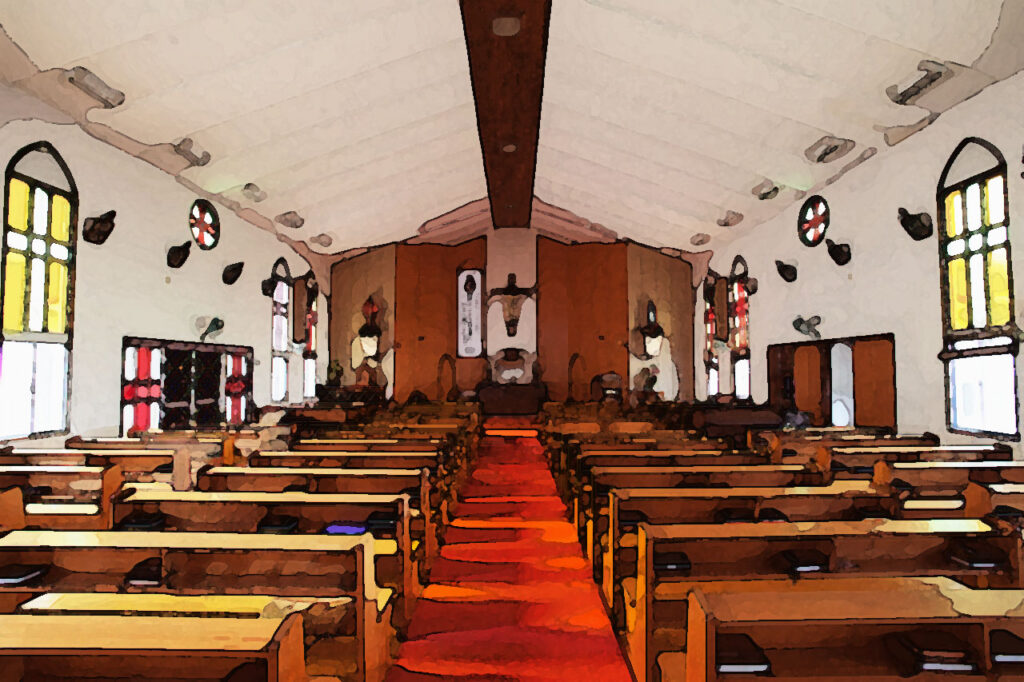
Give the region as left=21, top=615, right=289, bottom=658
left=125, top=557, right=162, bottom=587
left=283, top=482, right=311, bottom=493
left=365, top=510, right=398, bottom=533
left=847, top=505, right=891, bottom=521
left=777, top=548, right=829, bottom=575
left=0, top=564, right=48, bottom=585
left=152, top=462, right=174, bottom=474
left=19, top=485, right=53, bottom=501
left=757, top=508, right=789, bottom=523
left=948, top=542, right=1006, bottom=570
left=617, top=510, right=647, bottom=531
left=117, top=510, right=167, bottom=532
left=992, top=630, right=1024, bottom=664
left=653, top=552, right=691, bottom=576
left=325, top=523, right=367, bottom=535
left=885, top=630, right=976, bottom=675
left=714, top=508, right=756, bottom=524
left=257, top=514, right=300, bottom=534
left=715, top=633, right=771, bottom=675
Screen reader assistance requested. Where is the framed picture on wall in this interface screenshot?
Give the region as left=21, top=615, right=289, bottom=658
left=457, top=269, right=484, bottom=357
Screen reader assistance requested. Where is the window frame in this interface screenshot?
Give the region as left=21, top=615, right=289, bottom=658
left=936, top=136, right=1019, bottom=441
left=120, top=336, right=254, bottom=435
left=268, top=257, right=292, bottom=405
left=727, top=255, right=753, bottom=402
left=1, top=141, right=78, bottom=441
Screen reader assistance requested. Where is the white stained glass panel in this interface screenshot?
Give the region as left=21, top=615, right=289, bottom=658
left=50, top=243, right=69, bottom=260
left=122, top=404, right=134, bottom=433
left=303, top=357, right=316, bottom=398
left=33, top=342, right=67, bottom=433
left=734, top=358, right=750, bottom=400
left=273, top=281, right=289, bottom=304
left=31, top=188, right=48, bottom=235
left=0, top=341, right=33, bottom=439
left=123, top=346, right=137, bottom=381
left=950, top=353, right=1018, bottom=436
left=271, top=356, right=287, bottom=402
left=273, top=314, right=288, bottom=352
left=947, top=240, right=966, bottom=257
left=966, top=183, right=982, bottom=231
left=150, top=402, right=160, bottom=429
left=989, top=226, right=1008, bottom=246
left=968, top=234, right=983, bottom=252
left=969, top=253, right=987, bottom=328
left=150, top=348, right=162, bottom=378
left=708, top=368, right=719, bottom=397
left=6, top=232, right=27, bottom=250
left=987, top=176, right=1005, bottom=224
left=28, top=257, right=45, bottom=332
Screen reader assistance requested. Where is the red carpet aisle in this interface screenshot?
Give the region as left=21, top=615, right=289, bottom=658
left=384, top=430, right=634, bottom=681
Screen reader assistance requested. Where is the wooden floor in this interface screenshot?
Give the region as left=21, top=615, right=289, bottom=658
left=385, top=427, right=633, bottom=681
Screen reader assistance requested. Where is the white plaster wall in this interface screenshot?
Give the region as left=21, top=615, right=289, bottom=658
left=699, top=71, right=1024, bottom=454
left=0, top=120, right=309, bottom=440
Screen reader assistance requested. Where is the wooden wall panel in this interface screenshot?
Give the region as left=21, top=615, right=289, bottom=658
left=536, top=238, right=628, bottom=401
left=536, top=238, right=571, bottom=400
left=626, top=243, right=696, bottom=401
left=853, top=337, right=897, bottom=429
left=394, top=239, right=486, bottom=402
left=329, top=245, right=395, bottom=386
left=793, top=345, right=824, bottom=424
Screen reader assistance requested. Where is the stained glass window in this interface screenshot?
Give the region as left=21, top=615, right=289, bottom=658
left=121, top=338, right=252, bottom=434
left=703, top=277, right=719, bottom=397
left=728, top=257, right=752, bottom=400
left=937, top=138, right=1018, bottom=439
left=189, top=199, right=220, bottom=250
left=300, top=275, right=319, bottom=399
left=0, top=142, right=76, bottom=439
left=269, top=258, right=292, bottom=403
left=797, top=195, right=829, bottom=247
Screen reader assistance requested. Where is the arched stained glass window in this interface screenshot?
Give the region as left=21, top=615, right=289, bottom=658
left=189, top=199, right=220, bottom=250
left=268, top=258, right=292, bottom=404
left=937, top=137, right=1018, bottom=439
left=0, top=142, right=76, bottom=439
left=728, top=256, right=752, bottom=400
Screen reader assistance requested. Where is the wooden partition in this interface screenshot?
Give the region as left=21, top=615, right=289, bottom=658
left=537, top=238, right=629, bottom=401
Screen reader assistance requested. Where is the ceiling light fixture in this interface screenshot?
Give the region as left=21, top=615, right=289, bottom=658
left=311, top=233, right=333, bottom=247
left=492, top=16, right=521, bottom=36
left=752, top=179, right=780, bottom=200
left=173, top=138, right=211, bottom=167
left=690, top=233, right=710, bottom=246
left=502, top=144, right=517, bottom=153
left=65, top=66, right=125, bottom=108
left=805, top=135, right=854, bottom=164
left=716, top=210, right=743, bottom=227
left=242, top=182, right=266, bottom=202
left=275, top=211, right=304, bottom=229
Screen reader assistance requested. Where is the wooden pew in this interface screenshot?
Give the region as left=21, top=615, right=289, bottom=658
left=575, top=464, right=821, bottom=558
left=3, top=448, right=177, bottom=483
left=198, top=466, right=439, bottom=566
left=820, top=443, right=1012, bottom=477
left=0, top=487, right=24, bottom=532
left=250, top=450, right=441, bottom=471
left=752, top=429, right=933, bottom=463
left=292, top=438, right=441, bottom=452
left=112, top=488, right=416, bottom=616
left=0, top=530, right=395, bottom=680
left=0, top=611, right=307, bottom=681
left=629, top=517, right=1013, bottom=682
left=600, top=481, right=891, bottom=608
left=683, top=576, right=1024, bottom=682
left=0, top=464, right=122, bottom=530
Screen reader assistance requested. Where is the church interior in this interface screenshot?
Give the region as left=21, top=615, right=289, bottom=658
left=4, top=1, right=1024, bottom=680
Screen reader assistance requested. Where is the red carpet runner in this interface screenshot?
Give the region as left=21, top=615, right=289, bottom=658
left=385, top=430, right=634, bottom=681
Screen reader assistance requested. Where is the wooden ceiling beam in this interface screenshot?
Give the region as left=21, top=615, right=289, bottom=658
left=460, top=0, right=551, bottom=228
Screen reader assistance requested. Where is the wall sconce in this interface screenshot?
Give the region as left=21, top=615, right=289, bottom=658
left=358, top=297, right=382, bottom=359
left=638, top=300, right=665, bottom=359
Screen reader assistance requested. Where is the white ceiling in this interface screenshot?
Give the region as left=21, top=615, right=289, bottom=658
left=0, top=0, right=1011, bottom=252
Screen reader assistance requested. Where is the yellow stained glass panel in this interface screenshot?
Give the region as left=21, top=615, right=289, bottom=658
left=2, top=251, right=26, bottom=332
left=988, top=247, right=1010, bottom=327
left=6, top=178, right=29, bottom=232
left=944, top=191, right=962, bottom=238
left=47, top=261, right=68, bottom=334
left=948, top=257, right=968, bottom=330
left=50, top=194, right=70, bottom=242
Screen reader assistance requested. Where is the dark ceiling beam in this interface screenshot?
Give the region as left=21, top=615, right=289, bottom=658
left=460, top=0, right=552, bottom=228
